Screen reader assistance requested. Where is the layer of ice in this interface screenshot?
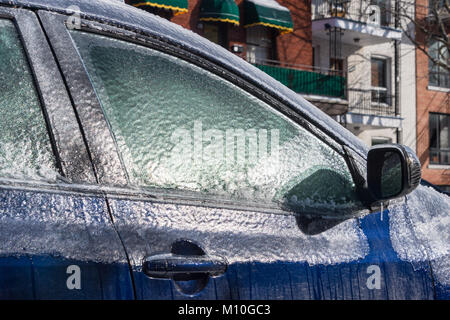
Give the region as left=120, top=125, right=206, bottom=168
left=1, top=0, right=370, bottom=157
left=389, top=185, right=450, bottom=286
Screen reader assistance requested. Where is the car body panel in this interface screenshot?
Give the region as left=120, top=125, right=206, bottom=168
left=0, top=0, right=447, bottom=300
left=107, top=195, right=436, bottom=300
left=0, top=186, right=134, bottom=299
left=0, top=5, right=134, bottom=299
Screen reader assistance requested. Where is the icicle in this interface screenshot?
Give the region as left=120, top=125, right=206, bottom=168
left=380, top=201, right=384, bottom=221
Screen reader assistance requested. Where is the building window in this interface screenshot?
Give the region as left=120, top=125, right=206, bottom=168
left=330, top=57, right=344, bottom=75
left=429, top=0, right=447, bottom=11
left=429, top=38, right=450, bottom=89
left=246, top=26, right=276, bottom=64
left=313, top=46, right=320, bottom=68
left=371, top=57, right=390, bottom=104
left=203, top=23, right=228, bottom=48
left=430, top=113, right=450, bottom=165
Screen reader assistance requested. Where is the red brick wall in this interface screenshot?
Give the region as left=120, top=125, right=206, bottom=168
left=276, top=0, right=312, bottom=66
left=131, top=0, right=312, bottom=66
left=415, top=0, right=450, bottom=187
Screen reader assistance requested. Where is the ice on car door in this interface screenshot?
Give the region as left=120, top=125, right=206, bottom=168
left=0, top=16, right=133, bottom=299
left=70, top=28, right=436, bottom=299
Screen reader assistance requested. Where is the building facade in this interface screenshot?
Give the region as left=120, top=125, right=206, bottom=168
left=123, top=0, right=448, bottom=189
left=311, top=0, right=417, bottom=154
left=124, top=0, right=354, bottom=116
left=415, top=0, right=449, bottom=190
left=125, top=1, right=313, bottom=67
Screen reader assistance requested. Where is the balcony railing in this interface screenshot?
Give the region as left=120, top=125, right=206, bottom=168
left=251, top=59, right=398, bottom=117
left=312, top=0, right=396, bottom=28
left=348, top=88, right=396, bottom=116
left=251, top=58, right=347, bottom=98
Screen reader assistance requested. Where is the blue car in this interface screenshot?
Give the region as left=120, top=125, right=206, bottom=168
left=0, top=0, right=448, bottom=300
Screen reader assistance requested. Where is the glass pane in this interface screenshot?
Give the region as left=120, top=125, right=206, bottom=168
left=203, top=24, right=219, bottom=45
left=428, top=38, right=450, bottom=88
left=71, top=31, right=362, bottom=215
left=440, top=151, right=449, bottom=165
left=371, top=58, right=386, bottom=88
left=439, top=114, right=449, bottom=149
left=429, top=113, right=438, bottom=149
left=0, top=19, right=57, bottom=180
left=429, top=150, right=439, bottom=164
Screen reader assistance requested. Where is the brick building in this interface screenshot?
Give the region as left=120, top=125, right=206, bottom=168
left=125, top=0, right=313, bottom=67
left=123, top=0, right=449, bottom=190
left=125, top=0, right=352, bottom=116
left=415, top=0, right=450, bottom=190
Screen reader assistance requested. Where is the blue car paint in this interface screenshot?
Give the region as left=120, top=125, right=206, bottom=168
left=0, top=256, right=133, bottom=299
left=0, top=188, right=442, bottom=299
left=129, top=210, right=436, bottom=300
left=0, top=187, right=134, bottom=299
left=0, top=0, right=446, bottom=300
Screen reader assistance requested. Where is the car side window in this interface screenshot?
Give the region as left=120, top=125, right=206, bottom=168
left=70, top=30, right=363, bottom=215
left=0, top=19, right=58, bottom=181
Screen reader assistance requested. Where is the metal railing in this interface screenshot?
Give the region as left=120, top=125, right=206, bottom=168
left=250, top=58, right=347, bottom=98
left=249, top=58, right=398, bottom=117
left=347, top=88, right=396, bottom=116
left=312, top=0, right=396, bottom=28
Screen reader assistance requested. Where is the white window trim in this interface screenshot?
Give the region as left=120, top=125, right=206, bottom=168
left=427, top=85, right=450, bottom=93
left=428, top=164, right=450, bottom=170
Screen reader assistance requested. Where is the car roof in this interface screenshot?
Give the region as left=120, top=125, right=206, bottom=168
left=0, top=0, right=369, bottom=156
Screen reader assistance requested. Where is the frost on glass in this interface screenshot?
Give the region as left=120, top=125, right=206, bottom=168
left=71, top=31, right=362, bottom=215
left=0, top=19, right=57, bottom=181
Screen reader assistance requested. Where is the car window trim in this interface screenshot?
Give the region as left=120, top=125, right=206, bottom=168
left=0, top=176, right=371, bottom=220
left=37, top=10, right=370, bottom=217
left=38, top=10, right=129, bottom=187
left=0, top=7, right=96, bottom=184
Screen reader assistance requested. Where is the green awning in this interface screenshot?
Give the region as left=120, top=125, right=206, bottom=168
left=199, top=0, right=240, bottom=25
left=243, top=0, right=293, bottom=34
left=128, top=0, right=189, bottom=15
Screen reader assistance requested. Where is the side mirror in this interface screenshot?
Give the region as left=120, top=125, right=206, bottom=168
left=367, top=144, right=421, bottom=201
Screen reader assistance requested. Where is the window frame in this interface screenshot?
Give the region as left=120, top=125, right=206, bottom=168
left=370, top=56, right=391, bottom=106
left=428, top=38, right=450, bottom=89
left=39, top=11, right=371, bottom=218
left=0, top=7, right=96, bottom=186
left=429, top=112, right=450, bottom=165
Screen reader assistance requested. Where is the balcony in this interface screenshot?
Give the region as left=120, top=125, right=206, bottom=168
left=251, top=58, right=347, bottom=98
left=252, top=58, right=402, bottom=123
left=348, top=88, right=395, bottom=116
left=311, top=0, right=402, bottom=45
left=343, top=88, right=401, bottom=129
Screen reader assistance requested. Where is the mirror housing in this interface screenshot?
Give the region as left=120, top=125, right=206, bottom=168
left=367, top=144, right=421, bottom=202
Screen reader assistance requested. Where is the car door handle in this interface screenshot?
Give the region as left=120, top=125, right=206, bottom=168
left=143, top=253, right=228, bottom=279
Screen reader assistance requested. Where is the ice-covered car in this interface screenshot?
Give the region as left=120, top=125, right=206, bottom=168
left=0, top=0, right=448, bottom=300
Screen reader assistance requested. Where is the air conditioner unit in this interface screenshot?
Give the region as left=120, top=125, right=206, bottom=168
left=367, top=5, right=381, bottom=26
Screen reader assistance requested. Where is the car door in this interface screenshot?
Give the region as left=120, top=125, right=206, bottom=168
left=0, top=8, right=134, bottom=299
left=39, top=10, right=437, bottom=300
